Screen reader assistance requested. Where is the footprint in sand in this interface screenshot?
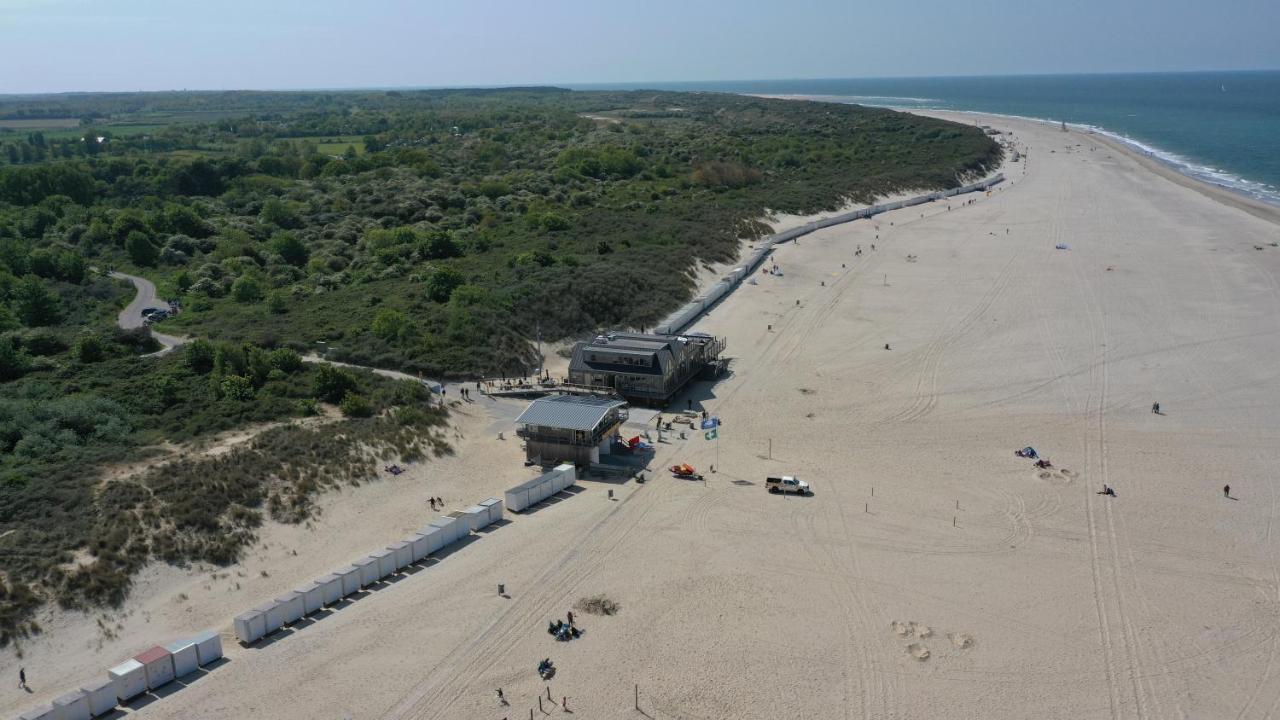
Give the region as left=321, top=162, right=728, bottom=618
left=891, top=620, right=915, bottom=637
left=949, top=632, right=976, bottom=650
left=1060, top=469, right=1076, bottom=478
left=907, top=643, right=931, bottom=661
left=915, top=625, right=933, bottom=639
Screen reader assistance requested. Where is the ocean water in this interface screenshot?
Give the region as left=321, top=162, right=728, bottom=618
left=571, top=72, right=1280, bottom=206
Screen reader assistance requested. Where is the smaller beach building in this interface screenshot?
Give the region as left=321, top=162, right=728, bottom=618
left=516, top=395, right=629, bottom=466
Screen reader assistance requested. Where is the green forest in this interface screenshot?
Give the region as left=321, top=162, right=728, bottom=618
left=0, top=87, right=1000, bottom=644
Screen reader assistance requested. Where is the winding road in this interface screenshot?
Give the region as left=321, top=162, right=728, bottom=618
left=110, top=270, right=447, bottom=387
left=110, top=271, right=187, bottom=355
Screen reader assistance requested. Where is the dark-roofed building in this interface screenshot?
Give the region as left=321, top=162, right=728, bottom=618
left=516, top=394, right=629, bottom=466
left=567, top=331, right=726, bottom=406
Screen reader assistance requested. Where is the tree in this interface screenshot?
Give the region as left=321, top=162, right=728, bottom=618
left=267, top=347, right=302, bottom=373
left=159, top=203, right=212, bottom=238
left=0, top=304, right=19, bottom=333
left=266, top=291, right=288, bottom=314
left=371, top=308, right=408, bottom=341
left=312, top=364, right=356, bottom=403
left=185, top=338, right=215, bottom=373
left=421, top=230, right=460, bottom=260
left=12, top=275, right=61, bottom=326
left=57, top=251, right=87, bottom=284
left=220, top=374, right=255, bottom=401
left=231, top=275, right=263, bottom=303
left=74, top=334, right=105, bottom=363
left=424, top=266, right=464, bottom=303
left=259, top=198, right=300, bottom=229
left=174, top=270, right=193, bottom=294
left=110, top=210, right=149, bottom=243
left=339, top=393, right=373, bottom=418
left=270, top=232, right=308, bottom=267
left=0, top=338, right=30, bottom=381
left=125, top=231, right=158, bottom=266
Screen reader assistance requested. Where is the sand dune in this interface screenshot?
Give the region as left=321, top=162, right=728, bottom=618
left=6, top=111, right=1280, bottom=720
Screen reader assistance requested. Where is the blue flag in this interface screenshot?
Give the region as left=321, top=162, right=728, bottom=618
left=700, top=417, right=720, bottom=430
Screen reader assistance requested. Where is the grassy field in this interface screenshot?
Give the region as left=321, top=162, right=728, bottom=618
left=0, top=118, right=80, bottom=130
left=315, top=137, right=366, bottom=156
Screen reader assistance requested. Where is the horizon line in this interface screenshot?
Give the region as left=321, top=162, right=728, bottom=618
left=2, top=67, right=1278, bottom=99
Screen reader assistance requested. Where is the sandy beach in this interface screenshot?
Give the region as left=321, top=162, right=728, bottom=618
left=7, top=109, right=1280, bottom=720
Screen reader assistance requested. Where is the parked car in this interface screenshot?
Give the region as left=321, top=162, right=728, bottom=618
left=766, top=475, right=810, bottom=495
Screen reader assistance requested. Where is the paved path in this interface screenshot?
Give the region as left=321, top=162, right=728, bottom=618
left=110, top=270, right=453, bottom=391
left=109, top=270, right=186, bottom=355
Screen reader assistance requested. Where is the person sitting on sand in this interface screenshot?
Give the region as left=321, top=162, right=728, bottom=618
left=1097, top=485, right=1115, bottom=497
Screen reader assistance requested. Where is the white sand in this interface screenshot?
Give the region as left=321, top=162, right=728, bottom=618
left=7, top=111, right=1280, bottom=719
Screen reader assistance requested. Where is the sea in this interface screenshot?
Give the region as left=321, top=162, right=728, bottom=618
left=570, top=71, right=1280, bottom=207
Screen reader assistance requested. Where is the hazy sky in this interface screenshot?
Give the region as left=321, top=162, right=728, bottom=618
left=3, top=0, right=1278, bottom=94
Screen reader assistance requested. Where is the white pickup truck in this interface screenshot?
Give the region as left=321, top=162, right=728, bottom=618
left=766, top=476, right=810, bottom=495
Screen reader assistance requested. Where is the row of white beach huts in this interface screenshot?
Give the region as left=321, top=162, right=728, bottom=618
left=655, top=174, right=1006, bottom=335
left=504, top=464, right=576, bottom=512
left=11, top=465, right=582, bottom=720
left=14, top=630, right=223, bottom=720
left=232, top=496, right=506, bottom=644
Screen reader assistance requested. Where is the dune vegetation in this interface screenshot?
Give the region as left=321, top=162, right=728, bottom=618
left=0, top=87, right=1000, bottom=643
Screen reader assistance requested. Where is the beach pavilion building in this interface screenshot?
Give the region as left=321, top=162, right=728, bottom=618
left=567, top=331, right=726, bottom=406
left=515, top=394, right=629, bottom=466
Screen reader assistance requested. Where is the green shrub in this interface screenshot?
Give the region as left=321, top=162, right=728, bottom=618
left=231, top=275, right=263, bottom=303
left=74, top=334, right=105, bottom=363
left=185, top=339, right=216, bottom=373
left=312, top=364, right=355, bottom=403
left=220, top=374, right=254, bottom=401
left=339, top=393, right=373, bottom=417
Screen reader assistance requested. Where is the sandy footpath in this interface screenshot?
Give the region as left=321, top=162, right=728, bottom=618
left=7, top=109, right=1280, bottom=720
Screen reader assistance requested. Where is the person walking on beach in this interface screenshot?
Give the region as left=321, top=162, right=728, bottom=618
left=567, top=610, right=574, bottom=627
left=1224, top=484, right=1231, bottom=498
left=1152, top=401, right=1160, bottom=414
left=18, top=667, right=25, bottom=690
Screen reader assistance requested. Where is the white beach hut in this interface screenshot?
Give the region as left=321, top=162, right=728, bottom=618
left=79, top=678, right=116, bottom=717
left=315, top=574, right=344, bottom=606
left=274, top=592, right=305, bottom=625
left=479, top=497, right=504, bottom=525
left=52, top=690, right=91, bottom=720
left=405, top=533, right=431, bottom=563
left=163, top=637, right=200, bottom=678
left=334, top=564, right=362, bottom=596
left=370, top=548, right=397, bottom=578
left=233, top=609, right=264, bottom=644
left=461, top=505, right=488, bottom=532
left=428, top=516, right=463, bottom=546
left=133, top=646, right=175, bottom=690
left=107, top=659, right=147, bottom=702
left=263, top=599, right=288, bottom=633
left=189, top=630, right=223, bottom=666
left=254, top=600, right=282, bottom=636
left=18, top=704, right=55, bottom=720
left=416, top=525, right=445, bottom=556
left=555, top=463, right=577, bottom=489
left=354, top=556, right=380, bottom=587
left=504, top=482, right=531, bottom=512
left=387, top=540, right=413, bottom=569
left=296, top=581, right=325, bottom=615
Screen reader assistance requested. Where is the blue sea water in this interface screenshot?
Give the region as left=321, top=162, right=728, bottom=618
left=570, top=72, right=1280, bottom=206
